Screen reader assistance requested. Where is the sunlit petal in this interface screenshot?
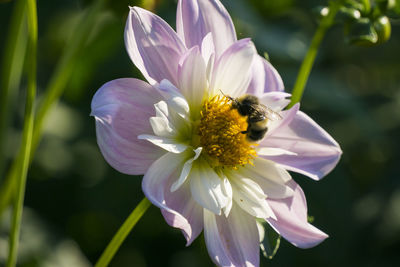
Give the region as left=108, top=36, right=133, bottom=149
left=190, top=160, right=232, bottom=215
left=210, top=39, right=256, bottom=97
left=177, top=0, right=236, bottom=56
left=262, top=111, right=342, bottom=180
left=204, top=206, right=259, bottom=267
left=267, top=181, right=329, bottom=248
left=125, top=7, right=186, bottom=85
left=91, top=78, right=164, bottom=175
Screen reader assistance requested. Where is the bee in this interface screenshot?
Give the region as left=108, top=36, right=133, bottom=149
left=224, top=93, right=282, bottom=142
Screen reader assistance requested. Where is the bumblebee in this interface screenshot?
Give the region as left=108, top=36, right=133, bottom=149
left=226, top=94, right=282, bottom=142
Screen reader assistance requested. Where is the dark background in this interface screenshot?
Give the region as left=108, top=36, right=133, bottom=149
left=0, top=0, right=399, bottom=266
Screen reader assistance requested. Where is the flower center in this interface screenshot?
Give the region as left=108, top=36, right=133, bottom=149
left=198, top=95, right=257, bottom=169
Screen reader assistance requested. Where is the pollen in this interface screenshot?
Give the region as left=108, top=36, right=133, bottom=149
left=198, top=95, right=257, bottom=168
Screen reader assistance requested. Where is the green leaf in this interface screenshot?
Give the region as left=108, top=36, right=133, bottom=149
left=258, top=221, right=281, bottom=260
left=263, top=52, right=270, bottom=62
left=336, top=6, right=361, bottom=23
left=345, top=18, right=378, bottom=46
left=373, top=16, right=391, bottom=44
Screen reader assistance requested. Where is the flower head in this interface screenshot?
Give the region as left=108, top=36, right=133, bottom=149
left=91, top=1, right=342, bottom=266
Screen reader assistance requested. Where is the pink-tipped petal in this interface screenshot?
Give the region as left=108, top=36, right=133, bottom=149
left=267, top=181, right=329, bottom=248
left=162, top=180, right=204, bottom=246
left=91, top=78, right=164, bottom=175
left=247, top=55, right=284, bottom=96
left=158, top=79, right=181, bottom=99
left=204, top=206, right=259, bottom=267
left=178, top=46, right=207, bottom=112
left=265, top=103, right=299, bottom=138
left=200, top=32, right=215, bottom=68
left=210, top=39, right=256, bottom=97
left=142, top=151, right=203, bottom=245
left=125, top=7, right=186, bottom=86
left=177, top=0, right=236, bottom=56
left=259, top=91, right=291, bottom=111
left=262, top=111, right=342, bottom=180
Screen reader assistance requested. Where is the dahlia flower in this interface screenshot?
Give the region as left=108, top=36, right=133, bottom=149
left=91, top=0, right=342, bottom=266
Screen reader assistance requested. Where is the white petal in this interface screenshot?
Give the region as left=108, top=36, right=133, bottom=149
left=138, top=134, right=188, bottom=153
left=206, top=53, right=215, bottom=85
left=142, top=152, right=187, bottom=212
left=199, top=33, right=215, bottom=84
left=158, top=80, right=191, bottom=119
left=252, top=157, right=291, bottom=183
left=201, top=32, right=215, bottom=67
left=171, top=147, right=203, bottom=192
left=210, top=39, right=256, bottom=97
left=257, top=147, right=297, bottom=156
left=221, top=175, right=233, bottom=217
left=153, top=99, right=168, bottom=116
left=178, top=46, right=207, bottom=113
left=239, top=157, right=294, bottom=199
left=150, top=99, right=191, bottom=139
left=142, top=150, right=203, bottom=246
left=149, top=117, right=174, bottom=138
left=190, top=160, right=231, bottom=215
left=256, top=221, right=265, bottom=243
left=167, top=95, right=190, bottom=120
left=203, top=206, right=259, bottom=267
left=229, top=172, right=276, bottom=219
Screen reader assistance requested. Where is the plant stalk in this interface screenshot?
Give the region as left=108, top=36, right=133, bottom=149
left=288, top=1, right=342, bottom=108
left=6, top=0, right=37, bottom=266
left=0, top=0, right=108, bottom=220
left=95, top=198, right=152, bottom=267
left=0, top=0, right=28, bottom=177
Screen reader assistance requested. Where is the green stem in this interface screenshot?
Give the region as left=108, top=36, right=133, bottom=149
left=288, top=1, right=342, bottom=108
left=6, top=0, right=37, bottom=266
left=95, top=198, right=152, bottom=267
left=0, top=0, right=28, bottom=177
left=0, top=0, right=108, bottom=220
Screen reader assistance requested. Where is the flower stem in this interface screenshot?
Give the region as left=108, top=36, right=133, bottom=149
left=95, top=197, right=152, bottom=267
left=6, top=0, right=37, bottom=266
left=288, top=1, right=342, bottom=108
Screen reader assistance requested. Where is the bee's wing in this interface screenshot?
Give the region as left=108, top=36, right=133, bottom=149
left=258, top=104, right=282, bottom=121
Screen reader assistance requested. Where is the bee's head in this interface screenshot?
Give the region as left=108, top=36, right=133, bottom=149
left=239, top=95, right=259, bottom=106
left=235, top=95, right=258, bottom=116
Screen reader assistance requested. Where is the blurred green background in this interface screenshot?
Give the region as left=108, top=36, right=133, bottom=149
left=1, top=0, right=400, bottom=266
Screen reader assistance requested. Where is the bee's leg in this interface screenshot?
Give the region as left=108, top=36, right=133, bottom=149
left=241, top=130, right=248, bottom=134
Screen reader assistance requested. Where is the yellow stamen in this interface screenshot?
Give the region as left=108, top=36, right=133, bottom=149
left=198, top=95, right=257, bottom=169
